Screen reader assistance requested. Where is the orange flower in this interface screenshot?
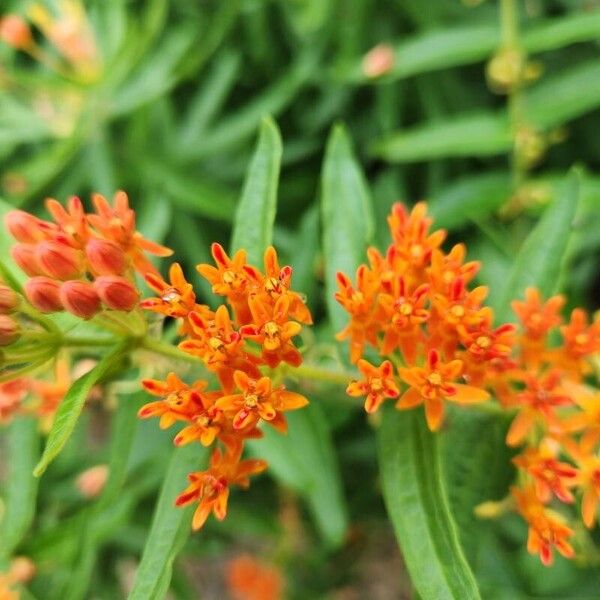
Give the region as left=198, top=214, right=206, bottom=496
left=0, top=379, right=29, bottom=424
left=139, top=373, right=206, bottom=429
left=87, top=191, right=172, bottom=276
left=512, top=446, right=577, bottom=503
left=506, top=370, right=573, bottom=447
left=141, top=263, right=199, bottom=319
left=387, top=202, right=446, bottom=269
left=397, top=349, right=489, bottom=431
left=240, top=295, right=303, bottom=369
left=427, top=244, right=480, bottom=293
left=559, top=308, right=600, bottom=373
left=45, top=196, right=89, bottom=246
left=574, top=454, right=600, bottom=528
left=346, top=359, right=399, bottom=413
left=378, top=278, right=429, bottom=363
left=513, top=486, right=574, bottom=566
left=512, top=288, right=565, bottom=341
left=226, top=554, right=284, bottom=600
left=216, top=371, right=308, bottom=432
left=175, top=447, right=267, bottom=530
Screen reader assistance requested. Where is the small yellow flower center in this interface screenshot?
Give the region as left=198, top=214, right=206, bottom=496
left=370, top=378, right=383, bottom=392
left=476, top=335, right=491, bottom=349
left=442, top=270, right=454, bottom=284
left=197, top=414, right=211, bottom=427
left=209, top=337, right=224, bottom=351
left=222, top=270, right=237, bottom=285
left=410, top=244, right=423, bottom=258
left=399, top=303, right=413, bottom=316
left=162, top=288, right=181, bottom=304
left=427, top=372, right=442, bottom=386
left=530, top=313, right=542, bottom=325
left=265, top=277, right=280, bottom=293
left=451, top=305, right=465, bottom=318
left=244, top=394, right=259, bottom=409
left=166, top=392, right=185, bottom=408
left=575, top=333, right=589, bottom=346
left=264, top=322, right=280, bottom=337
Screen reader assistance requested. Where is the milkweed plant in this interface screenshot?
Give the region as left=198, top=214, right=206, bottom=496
left=1, top=1, right=600, bottom=599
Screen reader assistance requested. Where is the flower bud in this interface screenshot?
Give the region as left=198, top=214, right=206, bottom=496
left=0, top=284, right=19, bottom=313
left=5, top=210, right=53, bottom=243
left=11, top=243, right=43, bottom=276
left=76, top=464, right=109, bottom=499
left=94, top=276, right=139, bottom=311
left=25, top=277, right=63, bottom=313
left=0, top=314, right=19, bottom=346
left=36, top=240, right=83, bottom=280
left=362, top=43, right=395, bottom=78
left=9, top=556, right=36, bottom=584
left=85, top=238, right=127, bottom=276
left=0, top=15, right=32, bottom=50
left=60, top=280, right=101, bottom=319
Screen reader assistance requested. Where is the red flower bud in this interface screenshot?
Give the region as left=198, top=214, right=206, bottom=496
left=85, top=239, right=127, bottom=276
left=36, top=241, right=83, bottom=280
left=0, top=284, right=19, bottom=313
left=60, top=281, right=101, bottom=319
left=94, top=276, right=139, bottom=311
left=0, top=314, right=19, bottom=346
left=11, top=243, right=43, bottom=276
left=25, top=277, right=63, bottom=313
left=0, top=15, right=32, bottom=50
left=5, top=210, right=53, bottom=243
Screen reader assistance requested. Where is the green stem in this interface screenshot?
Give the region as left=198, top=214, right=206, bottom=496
left=140, top=337, right=201, bottom=365
left=0, top=356, right=54, bottom=383
left=18, top=302, right=60, bottom=334
left=62, top=336, right=118, bottom=348
left=292, top=363, right=357, bottom=386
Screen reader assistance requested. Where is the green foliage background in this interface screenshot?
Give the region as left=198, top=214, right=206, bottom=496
left=1, top=0, right=600, bottom=598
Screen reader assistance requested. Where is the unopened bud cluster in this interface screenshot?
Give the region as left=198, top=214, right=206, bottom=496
left=5, top=192, right=172, bottom=319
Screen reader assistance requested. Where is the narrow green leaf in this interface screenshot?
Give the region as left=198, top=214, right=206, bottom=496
left=230, top=117, right=282, bottom=264
left=34, top=341, right=129, bottom=477
left=428, top=172, right=511, bottom=230
left=321, top=124, right=375, bottom=333
left=128, top=444, right=208, bottom=600
left=247, top=403, right=348, bottom=547
left=493, top=169, right=581, bottom=322
left=340, top=12, right=600, bottom=84
left=377, top=408, right=481, bottom=600
left=0, top=417, right=40, bottom=560
left=371, top=113, right=510, bottom=163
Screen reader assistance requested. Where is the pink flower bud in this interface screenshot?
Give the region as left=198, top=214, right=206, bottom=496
left=60, top=280, right=101, bottom=319
left=76, top=465, right=109, bottom=499
left=362, top=43, right=395, bottom=78
left=0, top=284, right=19, bottom=313
left=25, top=277, right=63, bottom=313
left=36, top=240, right=83, bottom=280
left=94, top=276, right=139, bottom=311
left=0, top=314, right=19, bottom=345
left=0, top=15, right=32, bottom=50
left=85, top=239, right=127, bottom=275
left=4, top=210, right=53, bottom=243
left=11, top=243, right=43, bottom=276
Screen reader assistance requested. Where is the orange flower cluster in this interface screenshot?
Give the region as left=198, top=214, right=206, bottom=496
left=5, top=192, right=171, bottom=319
left=337, top=202, right=512, bottom=430
left=226, top=554, right=284, bottom=600
left=139, top=244, right=312, bottom=530
left=506, top=288, right=600, bottom=565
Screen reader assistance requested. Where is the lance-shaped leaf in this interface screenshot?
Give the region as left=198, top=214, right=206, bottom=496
left=128, top=444, right=208, bottom=600
left=377, top=408, right=481, bottom=600
left=34, top=341, right=130, bottom=477
left=321, top=124, right=375, bottom=333
left=230, top=116, right=282, bottom=265
left=0, top=417, right=40, bottom=560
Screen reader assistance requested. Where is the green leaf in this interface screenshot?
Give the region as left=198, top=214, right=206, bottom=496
left=34, top=341, right=130, bottom=477
left=230, top=117, right=282, bottom=264
left=340, top=12, right=600, bottom=84
left=377, top=408, right=481, bottom=600
left=0, top=417, right=40, bottom=560
left=128, top=444, right=208, bottom=600
left=247, top=403, right=348, bottom=548
left=321, top=124, right=375, bottom=334
left=428, top=172, right=511, bottom=230
left=492, top=168, right=581, bottom=322
left=371, top=112, right=510, bottom=163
